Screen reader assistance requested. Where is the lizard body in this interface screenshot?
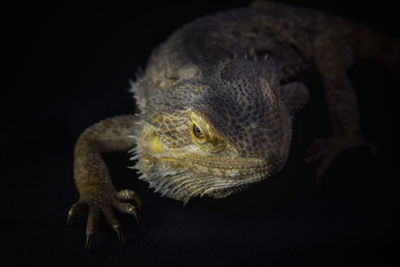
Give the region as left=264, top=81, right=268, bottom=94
left=67, top=2, right=399, bottom=249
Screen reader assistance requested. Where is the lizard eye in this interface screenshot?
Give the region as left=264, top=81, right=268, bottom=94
left=192, top=123, right=205, bottom=140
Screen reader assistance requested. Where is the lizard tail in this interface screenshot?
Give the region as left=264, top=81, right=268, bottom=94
left=348, top=23, right=400, bottom=69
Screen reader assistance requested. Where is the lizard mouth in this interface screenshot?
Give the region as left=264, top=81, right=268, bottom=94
left=187, top=156, right=273, bottom=177
left=135, top=153, right=282, bottom=203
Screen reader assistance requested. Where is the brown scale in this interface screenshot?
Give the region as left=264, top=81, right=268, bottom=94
left=68, top=2, right=397, bottom=249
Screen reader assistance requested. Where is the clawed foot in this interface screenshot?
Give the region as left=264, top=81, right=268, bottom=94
left=67, top=189, right=141, bottom=250
left=305, top=135, right=377, bottom=181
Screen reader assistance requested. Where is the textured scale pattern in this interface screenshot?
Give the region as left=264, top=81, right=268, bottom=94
left=67, top=2, right=399, bottom=249
left=131, top=56, right=293, bottom=201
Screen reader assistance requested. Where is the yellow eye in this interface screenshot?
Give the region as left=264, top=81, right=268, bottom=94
left=192, top=123, right=204, bottom=139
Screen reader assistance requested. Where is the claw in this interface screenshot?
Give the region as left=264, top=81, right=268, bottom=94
left=67, top=202, right=87, bottom=226
left=85, top=234, right=93, bottom=251
left=132, top=209, right=141, bottom=224
left=112, top=201, right=141, bottom=224
left=70, top=189, right=142, bottom=250
left=132, top=194, right=142, bottom=211
left=115, top=227, right=126, bottom=245
left=66, top=213, right=73, bottom=226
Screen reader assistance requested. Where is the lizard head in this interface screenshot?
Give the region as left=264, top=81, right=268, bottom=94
left=132, top=58, right=292, bottom=203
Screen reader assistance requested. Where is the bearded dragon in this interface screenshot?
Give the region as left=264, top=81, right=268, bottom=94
left=67, top=1, right=399, bottom=249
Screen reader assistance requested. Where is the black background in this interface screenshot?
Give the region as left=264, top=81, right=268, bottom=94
left=3, top=1, right=399, bottom=266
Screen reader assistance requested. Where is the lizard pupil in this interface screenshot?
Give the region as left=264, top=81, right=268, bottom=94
left=193, top=124, right=204, bottom=139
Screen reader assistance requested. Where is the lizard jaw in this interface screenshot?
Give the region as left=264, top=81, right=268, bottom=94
left=131, top=151, right=283, bottom=203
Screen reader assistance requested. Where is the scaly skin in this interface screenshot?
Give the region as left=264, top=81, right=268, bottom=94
left=67, top=2, right=399, bottom=249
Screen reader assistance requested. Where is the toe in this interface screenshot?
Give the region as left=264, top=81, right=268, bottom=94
left=113, top=201, right=140, bottom=224
left=100, top=207, right=129, bottom=245
left=305, top=148, right=329, bottom=163
left=86, top=207, right=100, bottom=236
left=85, top=207, right=100, bottom=250
left=116, top=189, right=142, bottom=210
left=102, top=207, right=121, bottom=230
left=85, top=234, right=93, bottom=251
left=315, top=150, right=338, bottom=178
left=115, top=226, right=126, bottom=245
left=306, top=139, right=325, bottom=152
left=67, top=202, right=87, bottom=225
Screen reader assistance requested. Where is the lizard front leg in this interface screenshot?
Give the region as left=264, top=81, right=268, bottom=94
left=67, top=115, right=141, bottom=250
left=305, top=31, right=377, bottom=178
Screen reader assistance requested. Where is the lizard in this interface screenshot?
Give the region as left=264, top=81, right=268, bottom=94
left=67, top=1, right=399, bottom=250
